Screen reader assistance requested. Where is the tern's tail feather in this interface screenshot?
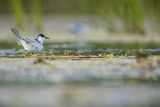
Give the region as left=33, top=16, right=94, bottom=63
left=11, top=28, right=22, bottom=40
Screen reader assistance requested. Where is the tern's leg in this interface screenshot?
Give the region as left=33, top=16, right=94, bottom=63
left=27, top=51, right=34, bottom=55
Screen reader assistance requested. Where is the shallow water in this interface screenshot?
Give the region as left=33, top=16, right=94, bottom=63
left=0, top=42, right=160, bottom=107
left=0, top=42, right=160, bottom=56
left=0, top=82, right=160, bottom=107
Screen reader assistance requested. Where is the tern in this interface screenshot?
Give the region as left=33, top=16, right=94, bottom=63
left=11, top=28, right=49, bottom=51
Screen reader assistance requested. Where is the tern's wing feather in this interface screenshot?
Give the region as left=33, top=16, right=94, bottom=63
left=23, top=38, right=43, bottom=50
left=11, top=28, right=23, bottom=40
left=23, top=38, right=33, bottom=43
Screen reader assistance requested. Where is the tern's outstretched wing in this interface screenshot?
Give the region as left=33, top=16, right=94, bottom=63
left=11, top=28, right=24, bottom=45
left=11, top=28, right=23, bottom=40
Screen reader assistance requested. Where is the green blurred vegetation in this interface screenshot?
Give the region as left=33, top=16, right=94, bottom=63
left=97, top=0, right=144, bottom=33
left=30, top=0, right=43, bottom=30
left=0, top=0, right=160, bottom=32
left=10, top=0, right=25, bottom=29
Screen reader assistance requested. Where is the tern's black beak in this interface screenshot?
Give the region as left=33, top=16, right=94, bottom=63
left=44, top=36, right=50, bottom=39
left=38, top=34, right=50, bottom=39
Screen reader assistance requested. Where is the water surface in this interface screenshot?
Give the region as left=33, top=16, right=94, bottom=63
left=0, top=42, right=160, bottom=56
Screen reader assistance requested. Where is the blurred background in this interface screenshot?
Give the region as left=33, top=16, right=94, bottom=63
left=0, top=1, right=160, bottom=107
left=0, top=0, right=160, bottom=44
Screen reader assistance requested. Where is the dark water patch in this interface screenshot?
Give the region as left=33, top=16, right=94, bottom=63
left=0, top=48, right=160, bottom=56
left=0, top=42, right=160, bottom=56
left=0, top=42, right=160, bottom=49
left=92, top=42, right=160, bottom=49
